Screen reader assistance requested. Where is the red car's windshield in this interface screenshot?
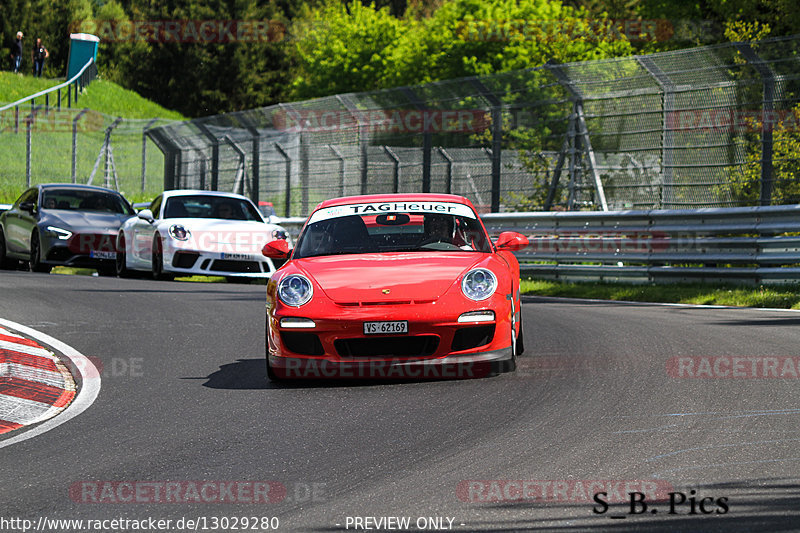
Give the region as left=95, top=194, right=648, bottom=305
left=293, top=210, right=491, bottom=259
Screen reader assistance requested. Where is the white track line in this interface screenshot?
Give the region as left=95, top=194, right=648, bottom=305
left=0, top=318, right=101, bottom=449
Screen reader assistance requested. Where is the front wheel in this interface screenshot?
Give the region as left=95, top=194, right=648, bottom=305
left=29, top=230, right=51, bottom=273
left=116, top=234, right=135, bottom=278
left=151, top=235, right=173, bottom=281
left=0, top=228, right=13, bottom=269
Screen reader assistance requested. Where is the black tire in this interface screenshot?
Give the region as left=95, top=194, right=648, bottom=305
left=97, top=264, right=116, bottom=276
left=151, top=235, right=174, bottom=281
left=515, top=314, right=525, bottom=356
left=0, top=228, right=13, bottom=269
left=29, top=230, right=51, bottom=273
left=115, top=234, right=134, bottom=278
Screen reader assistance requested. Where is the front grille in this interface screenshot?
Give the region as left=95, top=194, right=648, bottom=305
left=451, top=325, right=495, bottom=352
left=172, top=251, right=200, bottom=269
left=335, top=336, right=439, bottom=357
left=281, top=332, right=324, bottom=356
left=210, top=259, right=262, bottom=273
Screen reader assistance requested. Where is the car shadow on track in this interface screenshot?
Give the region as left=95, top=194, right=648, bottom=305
left=192, top=358, right=501, bottom=390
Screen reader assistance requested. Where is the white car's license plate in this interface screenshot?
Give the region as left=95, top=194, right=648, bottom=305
left=221, top=252, right=251, bottom=260
left=90, top=251, right=116, bottom=259
left=363, top=321, right=408, bottom=335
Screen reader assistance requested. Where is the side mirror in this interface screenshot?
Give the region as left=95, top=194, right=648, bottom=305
left=137, top=209, right=155, bottom=224
left=262, top=239, right=290, bottom=259
left=19, top=201, right=36, bottom=214
left=494, top=231, right=529, bottom=252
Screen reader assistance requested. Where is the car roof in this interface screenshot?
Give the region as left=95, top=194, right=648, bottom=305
left=161, top=189, right=253, bottom=201
left=38, top=183, right=124, bottom=194
left=313, top=193, right=474, bottom=211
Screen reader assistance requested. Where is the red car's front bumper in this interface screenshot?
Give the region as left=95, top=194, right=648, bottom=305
left=266, top=291, right=517, bottom=379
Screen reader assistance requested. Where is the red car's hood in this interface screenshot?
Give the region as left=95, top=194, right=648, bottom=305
left=295, top=253, right=486, bottom=303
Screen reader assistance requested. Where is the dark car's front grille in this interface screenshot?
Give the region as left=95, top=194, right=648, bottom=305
left=172, top=251, right=200, bottom=269
left=210, top=260, right=262, bottom=273
left=281, top=332, right=324, bottom=356
left=335, top=336, right=439, bottom=357
left=451, top=325, right=495, bottom=352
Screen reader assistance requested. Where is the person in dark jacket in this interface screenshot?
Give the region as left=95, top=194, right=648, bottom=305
left=10, top=31, right=23, bottom=73
left=31, top=38, right=48, bottom=77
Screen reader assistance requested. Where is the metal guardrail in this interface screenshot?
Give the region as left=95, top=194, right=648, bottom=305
left=483, top=205, right=800, bottom=284
left=0, top=58, right=97, bottom=114
left=277, top=205, right=800, bottom=285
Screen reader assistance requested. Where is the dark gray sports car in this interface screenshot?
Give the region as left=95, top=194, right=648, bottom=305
left=0, top=184, right=135, bottom=275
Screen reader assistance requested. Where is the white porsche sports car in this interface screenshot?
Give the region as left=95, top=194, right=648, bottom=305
left=116, top=190, right=291, bottom=281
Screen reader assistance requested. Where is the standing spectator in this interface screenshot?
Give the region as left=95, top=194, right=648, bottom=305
left=31, top=38, right=48, bottom=77
left=10, top=31, right=23, bottom=73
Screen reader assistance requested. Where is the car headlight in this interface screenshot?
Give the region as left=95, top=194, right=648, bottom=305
left=278, top=274, right=313, bottom=307
left=461, top=268, right=497, bottom=301
left=169, top=224, right=191, bottom=241
left=44, top=226, right=72, bottom=240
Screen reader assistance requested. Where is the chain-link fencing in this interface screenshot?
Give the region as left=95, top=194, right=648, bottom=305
left=147, top=34, right=800, bottom=216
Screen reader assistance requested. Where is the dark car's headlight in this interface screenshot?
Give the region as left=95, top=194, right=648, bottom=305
left=278, top=274, right=313, bottom=307
left=169, top=224, right=191, bottom=241
left=44, top=225, right=72, bottom=240
left=462, top=268, right=497, bottom=301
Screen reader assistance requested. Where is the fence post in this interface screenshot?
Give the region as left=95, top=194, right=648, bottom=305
left=637, top=55, right=677, bottom=209
left=196, top=122, right=220, bottom=191
left=71, top=109, right=89, bottom=183
left=222, top=135, right=247, bottom=196
left=275, top=142, right=292, bottom=217
left=239, top=114, right=261, bottom=204
left=337, top=95, right=370, bottom=195
left=400, top=87, right=432, bottom=193
left=330, top=145, right=347, bottom=196
left=25, top=112, right=33, bottom=187
left=383, top=146, right=400, bottom=193
left=469, top=79, right=503, bottom=212
left=141, top=118, right=159, bottom=193
left=438, top=147, right=454, bottom=194
left=546, top=60, right=607, bottom=211
left=734, top=42, right=776, bottom=206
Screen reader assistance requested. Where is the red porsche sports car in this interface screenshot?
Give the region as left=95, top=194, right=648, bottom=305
left=262, top=193, right=529, bottom=380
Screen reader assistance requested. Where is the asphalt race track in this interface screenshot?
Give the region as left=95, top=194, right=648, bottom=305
left=2, top=271, right=800, bottom=532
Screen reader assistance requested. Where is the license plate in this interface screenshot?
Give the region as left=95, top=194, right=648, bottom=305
left=363, top=321, right=408, bottom=335
left=221, top=252, right=250, bottom=260
left=90, top=251, right=116, bottom=259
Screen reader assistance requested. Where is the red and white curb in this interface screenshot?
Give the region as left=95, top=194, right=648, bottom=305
left=0, top=319, right=100, bottom=448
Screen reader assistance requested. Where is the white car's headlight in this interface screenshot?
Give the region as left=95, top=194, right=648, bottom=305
left=44, top=226, right=72, bottom=240
left=278, top=274, right=313, bottom=307
left=169, top=224, right=191, bottom=241
left=461, top=268, right=497, bottom=301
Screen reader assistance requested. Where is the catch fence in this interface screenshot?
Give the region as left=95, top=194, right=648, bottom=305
left=147, top=34, right=800, bottom=216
